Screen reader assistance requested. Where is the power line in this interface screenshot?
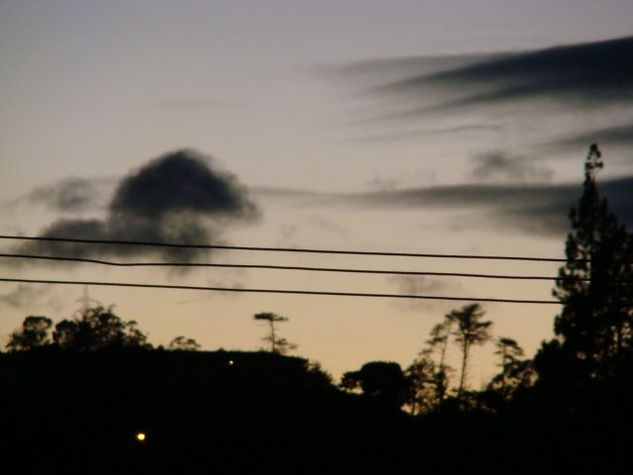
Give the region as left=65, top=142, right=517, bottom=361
left=0, top=277, right=561, bottom=305
left=0, top=234, right=569, bottom=262
left=0, top=253, right=571, bottom=281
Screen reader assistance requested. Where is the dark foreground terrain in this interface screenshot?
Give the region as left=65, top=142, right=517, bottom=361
left=2, top=348, right=631, bottom=474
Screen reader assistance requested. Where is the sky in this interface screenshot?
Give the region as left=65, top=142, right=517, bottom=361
left=1, top=0, right=633, bottom=384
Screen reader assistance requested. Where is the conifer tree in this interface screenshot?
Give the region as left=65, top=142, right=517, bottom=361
left=552, top=144, right=633, bottom=381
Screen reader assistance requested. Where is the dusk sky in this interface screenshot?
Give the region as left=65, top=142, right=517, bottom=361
left=1, top=0, right=632, bottom=383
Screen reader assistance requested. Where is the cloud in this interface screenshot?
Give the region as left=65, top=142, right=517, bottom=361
left=388, top=36, right=633, bottom=110
left=27, top=178, right=99, bottom=211
left=469, top=151, right=553, bottom=184
left=256, top=172, right=633, bottom=238
left=0, top=284, right=61, bottom=311
left=366, top=175, right=403, bottom=192
left=13, top=150, right=258, bottom=262
left=110, top=151, right=254, bottom=218
left=7, top=177, right=116, bottom=213
left=352, top=123, right=504, bottom=143
left=546, top=124, right=633, bottom=150
left=0, top=284, right=44, bottom=308
left=20, top=219, right=109, bottom=258
left=329, top=52, right=508, bottom=89
left=355, top=184, right=575, bottom=236
left=388, top=275, right=461, bottom=312
left=366, top=170, right=438, bottom=191
left=358, top=177, right=633, bottom=236
left=336, top=36, right=633, bottom=164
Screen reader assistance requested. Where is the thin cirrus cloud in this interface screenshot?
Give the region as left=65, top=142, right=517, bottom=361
left=353, top=177, right=633, bottom=236
left=386, top=36, right=633, bottom=110
left=11, top=150, right=258, bottom=262
left=336, top=36, right=633, bottom=160
left=256, top=173, right=633, bottom=238
left=546, top=124, right=633, bottom=151
left=255, top=165, right=633, bottom=239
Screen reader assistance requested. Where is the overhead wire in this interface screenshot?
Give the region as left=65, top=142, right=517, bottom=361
left=0, top=277, right=561, bottom=305
left=0, top=252, right=572, bottom=281
left=0, top=234, right=572, bottom=262
left=0, top=234, right=595, bottom=305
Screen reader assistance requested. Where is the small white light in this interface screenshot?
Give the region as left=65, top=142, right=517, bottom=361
left=136, top=432, right=146, bottom=442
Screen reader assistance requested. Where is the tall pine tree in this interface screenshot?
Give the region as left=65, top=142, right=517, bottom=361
left=550, top=144, right=633, bottom=382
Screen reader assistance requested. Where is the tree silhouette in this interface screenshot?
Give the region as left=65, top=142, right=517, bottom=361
left=495, top=338, right=524, bottom=374
left=6, top=316, right=53, bottom=352
left=450, top=303, right=492, bottom=397
left=52, top=305, right=150, bottom=351
left=405, top=355, right=442, bottom=414
left=549, top=143, right=633, bottom=382
left=487, top=337, right=534, bottom=399
left=406, top=317, right=456, bottom=413
left=427, top=320, right=452, bottom=369
left=253, top=312, right=297, bottom=354
left=341, top=361, right=410, bottom=409
left=425, top=317, right=456, bottom=401
left=168, top=336, right=201, bottom=351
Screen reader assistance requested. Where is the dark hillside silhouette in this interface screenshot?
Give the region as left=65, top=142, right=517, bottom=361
left=1, top=348, right=422, bottom=474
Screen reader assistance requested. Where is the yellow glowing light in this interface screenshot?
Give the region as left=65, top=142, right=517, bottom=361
left=136, top=432, right=146, bottom=442
left=228, top=359, right=234, bottom=365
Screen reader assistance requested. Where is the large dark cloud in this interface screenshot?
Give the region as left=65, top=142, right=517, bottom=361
left=110, top=151, right=254, bottom=218
left=15, top=150, right=258, bottom=262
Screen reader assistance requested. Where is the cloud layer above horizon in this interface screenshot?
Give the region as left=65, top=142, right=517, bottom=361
left=255, top=174, right=633, bottom=238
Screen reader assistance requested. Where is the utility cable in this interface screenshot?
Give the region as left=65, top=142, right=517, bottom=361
left=0, top=234, right=570, bottom=262
left=0, top=277, right=561, bottom=305
left=0, top=253, right=572, bottom=281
